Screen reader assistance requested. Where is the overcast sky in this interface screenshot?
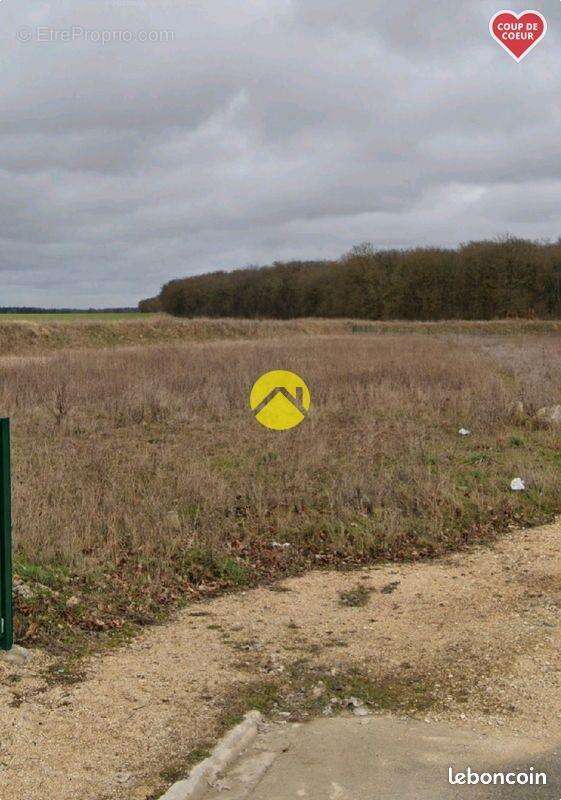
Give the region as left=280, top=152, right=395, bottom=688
left=1, top=1, right=559, bottom=307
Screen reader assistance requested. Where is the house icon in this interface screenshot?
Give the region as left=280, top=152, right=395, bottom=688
left=250, top=372, right=311, bottom=431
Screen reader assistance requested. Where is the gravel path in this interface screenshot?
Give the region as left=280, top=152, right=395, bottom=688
left=2, top=520, right=561, bottom=800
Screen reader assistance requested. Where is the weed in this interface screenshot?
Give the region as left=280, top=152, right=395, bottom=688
left=338, top=585, right=373, bottom=607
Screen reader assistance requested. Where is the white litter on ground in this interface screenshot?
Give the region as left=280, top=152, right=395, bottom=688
left=459, top=428, right=471, bottom=436
left=510, top=478, right=526, bottom=492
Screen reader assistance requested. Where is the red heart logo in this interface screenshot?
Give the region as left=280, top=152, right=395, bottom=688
left=489, top=10, right=547, bottom=61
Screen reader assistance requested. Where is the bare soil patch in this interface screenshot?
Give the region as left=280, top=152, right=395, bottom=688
left=3, top=519, right=561, bottom=800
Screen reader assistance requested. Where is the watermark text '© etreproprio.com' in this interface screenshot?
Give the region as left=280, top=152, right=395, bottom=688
left=16, top=26, right=175, bottom=44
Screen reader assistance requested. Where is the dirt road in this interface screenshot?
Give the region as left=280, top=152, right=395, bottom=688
left=2, top=519, right=561, bottom=800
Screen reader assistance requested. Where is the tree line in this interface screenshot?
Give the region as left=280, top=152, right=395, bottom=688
left=139, top=238, right=561, bottom=319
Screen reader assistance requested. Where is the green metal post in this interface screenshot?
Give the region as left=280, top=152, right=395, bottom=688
left=0, top=419, right=13, bottom=651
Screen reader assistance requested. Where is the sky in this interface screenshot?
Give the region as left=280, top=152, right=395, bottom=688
left=1, top=1, right=560, bottom=307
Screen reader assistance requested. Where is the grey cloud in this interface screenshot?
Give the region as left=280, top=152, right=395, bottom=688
left=0, top=0, right=560, bottom=306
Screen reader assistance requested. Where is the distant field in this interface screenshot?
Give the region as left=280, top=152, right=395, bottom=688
left=0, top=312, right=145, bottom=322
left=1, top=315, right=561, bottom=358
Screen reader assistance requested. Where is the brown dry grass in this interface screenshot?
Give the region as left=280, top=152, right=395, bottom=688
left=2, top=314, right=561, bottom=357
left=4, top=331, right=561, bottom=655
left=0, top=315, right=362, bottom=357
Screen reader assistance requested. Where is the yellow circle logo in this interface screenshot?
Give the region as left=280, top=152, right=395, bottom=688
left=250, top=370, right=311, bottom=430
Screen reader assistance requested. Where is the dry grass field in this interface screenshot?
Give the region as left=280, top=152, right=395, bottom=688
left=0, top=315, right=355, bottom=357
left=3, top=323, right=561, bottom=662
left=2, top=314, right=561, bottom=357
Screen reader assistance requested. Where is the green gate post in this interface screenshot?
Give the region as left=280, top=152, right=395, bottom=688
left=0, top=419, right=13, bottom=651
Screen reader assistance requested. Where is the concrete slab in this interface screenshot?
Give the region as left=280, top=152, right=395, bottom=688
left=205, top=716, right=560, bottom=800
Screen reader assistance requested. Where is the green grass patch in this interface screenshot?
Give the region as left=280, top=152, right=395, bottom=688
left=338, top=584, right=373, bottom=607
